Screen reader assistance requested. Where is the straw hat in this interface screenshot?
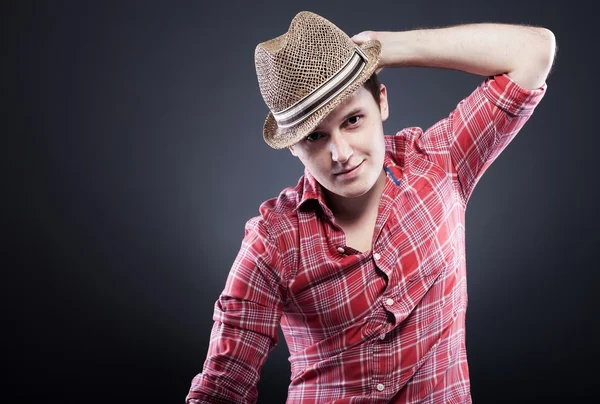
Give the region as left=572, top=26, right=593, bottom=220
left=254, top=11, right=381, bottom=149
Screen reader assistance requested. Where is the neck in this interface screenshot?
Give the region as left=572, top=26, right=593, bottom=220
left=325, top=169, right=387, bottom=223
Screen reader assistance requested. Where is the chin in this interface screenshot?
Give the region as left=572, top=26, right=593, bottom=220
left=331, top=181, right=372, bottom=199
left=341, top=187, right=369, bottom=198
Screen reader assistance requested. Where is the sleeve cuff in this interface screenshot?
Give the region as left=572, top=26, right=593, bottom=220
left=481, top=73, right=547, bottom=117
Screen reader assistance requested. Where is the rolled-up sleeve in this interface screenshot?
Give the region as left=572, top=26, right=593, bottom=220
left=416, top=73, right=547, bottom=205
left=186, top=216, right=286, bottom=404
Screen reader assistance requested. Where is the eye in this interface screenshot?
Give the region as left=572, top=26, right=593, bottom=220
left=347, top=115, right=362, bottom=125
left=305, top=132, right=324, bottom=142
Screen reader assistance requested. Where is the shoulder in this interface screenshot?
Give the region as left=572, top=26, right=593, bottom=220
left=241, top=179, right=303, bottom=282
left=246, top=176, right=304, bottom=243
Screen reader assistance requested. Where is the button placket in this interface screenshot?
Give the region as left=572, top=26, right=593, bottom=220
left=371, top=324, right=385, bottom=398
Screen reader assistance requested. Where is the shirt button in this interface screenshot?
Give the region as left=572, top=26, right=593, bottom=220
left=337, top=247, right=345, bottom=253
left=373, top=253, right=381, bottom=260
left=376, top=383, right=385, bottom=391
left=385, top=298, right=394, bottom=306
left=379, top=333, right=386, bottom=340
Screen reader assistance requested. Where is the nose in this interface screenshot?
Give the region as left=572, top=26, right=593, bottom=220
left=329, top=133, right=353, bottom=163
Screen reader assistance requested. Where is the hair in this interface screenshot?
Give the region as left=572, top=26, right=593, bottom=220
left=362, top=72, right=382, bottom=109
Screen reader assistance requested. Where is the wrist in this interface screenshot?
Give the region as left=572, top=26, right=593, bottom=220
left=377, top=30, right=426, bottom=68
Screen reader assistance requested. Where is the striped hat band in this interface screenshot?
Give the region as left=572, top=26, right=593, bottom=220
left=272, top=46, right=369, bottom=129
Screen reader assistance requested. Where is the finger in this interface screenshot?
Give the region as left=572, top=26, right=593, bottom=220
left=350, top=31, right=373, bottom=45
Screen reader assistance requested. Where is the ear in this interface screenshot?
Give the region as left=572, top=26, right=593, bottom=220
left=288, top=145, right=297, bottom=157
left=379, top=84, right=389, bottom=122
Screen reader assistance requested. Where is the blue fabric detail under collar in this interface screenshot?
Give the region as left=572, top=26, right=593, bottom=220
left=384, top=166, right=401, bottom=185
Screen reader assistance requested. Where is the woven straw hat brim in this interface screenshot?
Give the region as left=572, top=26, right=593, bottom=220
left=262, top=39, right=381, bottom=150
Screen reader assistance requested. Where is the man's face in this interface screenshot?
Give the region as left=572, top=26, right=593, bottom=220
left=289, top=83, right=389, bottom=199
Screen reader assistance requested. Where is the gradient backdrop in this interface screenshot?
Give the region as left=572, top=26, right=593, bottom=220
left=3, top=0, right=598, bottom=402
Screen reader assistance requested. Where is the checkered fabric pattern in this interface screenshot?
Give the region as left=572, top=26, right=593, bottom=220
left=186, top=73, right=546, bottom=403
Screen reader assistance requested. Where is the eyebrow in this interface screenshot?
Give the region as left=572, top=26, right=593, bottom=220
left=313, top=107, right=363, bottom=133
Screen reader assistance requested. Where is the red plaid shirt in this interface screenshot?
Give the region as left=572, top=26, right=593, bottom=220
left=187, top=74, right=546, bottom=403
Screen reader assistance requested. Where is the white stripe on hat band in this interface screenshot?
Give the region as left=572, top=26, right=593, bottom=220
left=273, top=47, right=368, bottom=128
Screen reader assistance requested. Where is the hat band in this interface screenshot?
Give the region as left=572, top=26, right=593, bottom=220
left=273, top=46, right=369, bottom=129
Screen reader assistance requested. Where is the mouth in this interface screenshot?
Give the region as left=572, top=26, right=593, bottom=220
left=334, top=160, right=364, bottom=176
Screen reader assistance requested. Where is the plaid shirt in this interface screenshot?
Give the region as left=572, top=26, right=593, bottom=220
left=187, top=74, right=546, bottom=403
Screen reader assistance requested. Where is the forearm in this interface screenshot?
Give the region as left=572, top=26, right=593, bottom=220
left=376, top=23, right=556, bottom=89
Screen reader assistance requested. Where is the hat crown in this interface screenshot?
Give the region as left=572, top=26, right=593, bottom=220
left=255, top=11, right=357, bottom=114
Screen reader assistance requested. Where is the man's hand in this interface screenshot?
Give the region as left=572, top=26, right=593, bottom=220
left=351, top=31, right=386, bottom=74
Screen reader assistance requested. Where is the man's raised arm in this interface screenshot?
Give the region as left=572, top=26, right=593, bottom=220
left=352, top=23, right=557, bottom=89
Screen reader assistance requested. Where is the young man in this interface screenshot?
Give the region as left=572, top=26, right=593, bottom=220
left=186, top=11, right=556, bottom=404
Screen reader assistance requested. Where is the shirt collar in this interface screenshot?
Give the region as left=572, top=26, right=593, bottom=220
left=295, top=166, right=333, bottom=218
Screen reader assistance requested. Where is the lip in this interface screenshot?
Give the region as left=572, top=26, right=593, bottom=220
left=334, top=160, right=364, bottom=178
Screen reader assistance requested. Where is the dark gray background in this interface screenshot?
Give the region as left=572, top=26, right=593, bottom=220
left=3, top=0, right=598, bottom=402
